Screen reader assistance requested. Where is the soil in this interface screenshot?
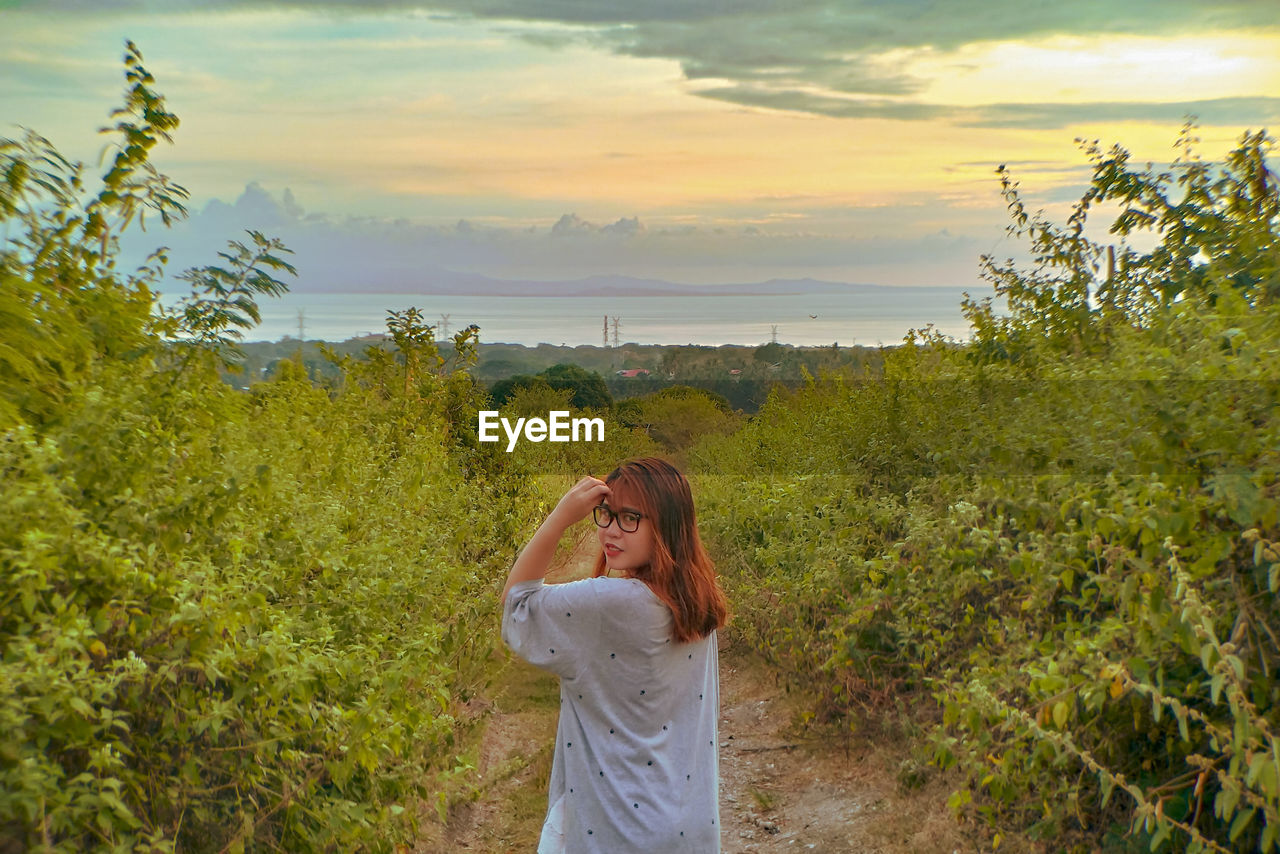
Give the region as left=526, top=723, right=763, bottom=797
left=713, top=643, right=982, bottom=853
left=416, top=531, right=995, bottom=853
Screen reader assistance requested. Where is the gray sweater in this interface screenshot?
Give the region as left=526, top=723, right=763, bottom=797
left=503, top=576, right=721, bottom=853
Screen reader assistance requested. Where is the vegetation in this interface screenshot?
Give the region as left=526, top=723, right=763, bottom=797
left=693, top=125, right=1279, bottom=851
left=6, top=40, right=1278, bottom=854
left=615, top=386, right=740, bottom=453
left=489, top=363, right=614, bottom=411
left=0, top=45, right=553, bottom=851
left=233, top=338, right=883, bottom=414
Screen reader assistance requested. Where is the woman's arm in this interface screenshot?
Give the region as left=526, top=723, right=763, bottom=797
left=500, top=476, right=610, bottom=603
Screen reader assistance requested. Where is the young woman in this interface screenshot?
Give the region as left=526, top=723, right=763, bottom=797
left=501, top=458, right=729, bottom=853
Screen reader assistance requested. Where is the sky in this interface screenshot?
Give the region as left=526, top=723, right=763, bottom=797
left=3, top=0, right=1279, bottom=296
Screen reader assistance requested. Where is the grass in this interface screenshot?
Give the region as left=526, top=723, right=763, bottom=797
left=748, top=786, right=779, bottom=812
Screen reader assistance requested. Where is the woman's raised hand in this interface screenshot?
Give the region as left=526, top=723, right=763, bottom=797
left=503, top=475, right=611, bottom=600
left=549, top=476, right=611, bottom=528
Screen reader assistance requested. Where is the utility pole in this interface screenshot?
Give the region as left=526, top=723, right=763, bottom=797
left=610, top=316, right=621, bottom=349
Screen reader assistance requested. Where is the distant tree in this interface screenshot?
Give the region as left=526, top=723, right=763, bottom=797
left=649, top=384, right=734, bottom=412
left=491, top=363, right=612, bottom=410
left=753, top=341, right=786, bottom=364
left=660, top=345, right=714, bottom=380
left=618, top=385, right=738, bottom=451
left=489, top=373, right=543, bottom=407
left=504, top=383, right=573, bottom=419
left=541, top=363, right=612, bottom=409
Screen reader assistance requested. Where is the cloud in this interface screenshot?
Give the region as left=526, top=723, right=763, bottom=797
left=119, top=183, right=999, bottom=291
left=600, top=215, right=644, bottom=236
left=548, top=214, right=645, bottom=237
left=966, top=97, right=1280, bottom=129
left=239, top=1, right=1280, bottom=126
left=550, top=212, right=595, bottom=235
left=696, top=87, right=1280, bottom=128
left=14, top=1, right=1278, bottom=130
left=203, top=181, right=305, bottom=229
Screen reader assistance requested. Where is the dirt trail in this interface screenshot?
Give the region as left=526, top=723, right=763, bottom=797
left=714, top=644, right=978, bottom=853
left=418, top=532, right=988, bottom=853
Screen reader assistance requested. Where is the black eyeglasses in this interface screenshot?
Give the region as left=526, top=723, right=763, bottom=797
left=593, top=505, right=643, bottom=533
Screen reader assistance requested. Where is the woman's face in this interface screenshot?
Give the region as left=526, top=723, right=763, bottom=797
left=596, top=489, right=655, bottom=575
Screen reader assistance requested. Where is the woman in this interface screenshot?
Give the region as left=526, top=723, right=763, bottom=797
left=501, top=458, right=729, bottom=853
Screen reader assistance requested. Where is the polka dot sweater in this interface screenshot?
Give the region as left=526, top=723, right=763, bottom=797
left=503, top=577, right=720, bottom=853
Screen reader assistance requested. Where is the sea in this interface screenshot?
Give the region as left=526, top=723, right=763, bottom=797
left=234, top=287, right=983, bottom=347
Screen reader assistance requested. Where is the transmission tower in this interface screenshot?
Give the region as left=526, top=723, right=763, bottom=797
left=438, top=314, right=450, bottom=338
left=297, top=309, right=306, bottom=341
left=610, top=316, right=621, bottom=349
left=770, top=324, right=778, bottom=344
left=603, top=315, right=609, bottom=348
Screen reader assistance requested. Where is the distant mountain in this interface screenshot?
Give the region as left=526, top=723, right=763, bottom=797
left=530, top=275, right=883, bottom=297
left=304, top=270, right=900, bottom=297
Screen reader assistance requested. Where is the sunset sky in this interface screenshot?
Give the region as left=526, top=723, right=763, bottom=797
left=3, top=0, right=1279, bottom=292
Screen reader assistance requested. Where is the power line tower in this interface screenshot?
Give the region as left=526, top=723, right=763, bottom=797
left=438, top=314, right=450, bottom=339
left=610, top=316, right=621, bottom=349
left=603, top=315, right=609, bottom=348
left=770, top=324, right=778, bottom=344
left=297, top=309, right=306, bottom=341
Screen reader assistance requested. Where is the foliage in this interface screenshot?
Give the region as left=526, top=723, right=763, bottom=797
left=967, top=122, right=1278, bottom=362
left=0, top=40, right=187, bottom=430
left=490, top=362, right=613, bottom=411
left=381, top=306, right=481, bottom=400
left=615, top=385, right=739, bottom=452
left=0, top=45, right=538, bottom=852
left=164, top=231, right=296, bottom=371
left=696, top=126, right=1280, bottom=851
left=489, top=373, right=550, bottom=408
left=491, top=384, right=659, bottom=478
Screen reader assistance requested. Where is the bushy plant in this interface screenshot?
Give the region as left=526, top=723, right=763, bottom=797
left=1, top=44, right=537, bottom=851
left=696, top=126, right=1279, bottom=851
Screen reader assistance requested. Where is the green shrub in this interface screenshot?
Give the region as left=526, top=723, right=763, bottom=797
left=695, top=126, right=1280, bottom=851
left=1, top=44, right=537, bottom=851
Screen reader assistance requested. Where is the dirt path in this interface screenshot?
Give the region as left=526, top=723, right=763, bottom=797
left=714, top=642, right=979, bottom=853
left=418, top=532, right=989, bottom=853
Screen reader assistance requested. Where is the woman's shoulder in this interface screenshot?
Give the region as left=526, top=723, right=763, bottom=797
left=571, top=575, right=655, bottom=603
left=558, top=577, right=667, bottom=623
left=512, top=577, right=666, bottom=628
left=515, top=575, right=651, bottom=602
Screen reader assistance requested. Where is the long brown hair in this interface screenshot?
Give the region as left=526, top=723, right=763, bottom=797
left=592, top=457, right=728, bottom=642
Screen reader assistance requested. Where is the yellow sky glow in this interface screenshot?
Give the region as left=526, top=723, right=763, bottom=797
left=7, top=9, right=1275, bottom=239
left=911, top=33, right=1280, bottom=105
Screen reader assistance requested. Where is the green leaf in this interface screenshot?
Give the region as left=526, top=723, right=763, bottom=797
left=1230, top=807, right=1256, bottom=842
left=1211, top=672, right=1225, bottom=705
left=1100, top=775, right=1115, bottom=808
left=1218, top=786, right=1241, bottom=820
left=1260, top=821, right=1278, bottom=853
